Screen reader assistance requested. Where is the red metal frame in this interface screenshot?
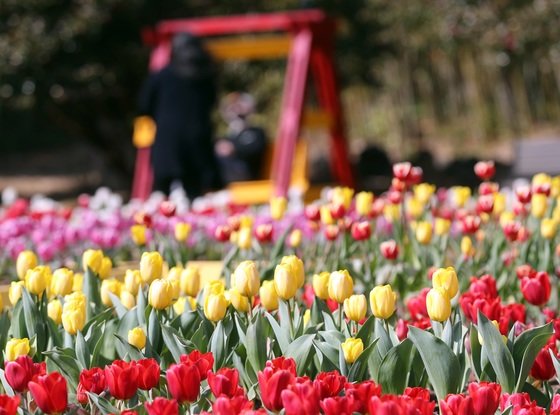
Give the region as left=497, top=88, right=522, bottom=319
left=132, top=9, right=354, bottom=200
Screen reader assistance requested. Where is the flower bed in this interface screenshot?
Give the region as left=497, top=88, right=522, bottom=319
left=0, top=161, right=560, bottom=414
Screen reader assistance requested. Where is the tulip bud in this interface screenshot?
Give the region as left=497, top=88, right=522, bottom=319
left=232, top=260, right=260, bottom=297
left=324, top=224, right=340, bottom=241
left=380, top=240, right=399, bottom=260
left=130, top=224, right=147, bottom=246
left=100, top=279, right=122, bottom=307
left=426, top=287, right=451, bottom=322
left=452, top=186, right=471, bottom=207
left=173, top=296, right=194, bottom=314
left=204, top=292, right=229, bottom=321
left=229, top=288, right=250, bottom=313
left=328, top=270, right=354, bottom=304
left=406, top=197, right=423, bottom=219
left=180, top=266, right=200, bottom=298
left=72, top=273, right=83, bottom=292
left=25, top=265, right=50, bottom=296
left=434, top=218, right=451, bottom=236
left=413, top=183, right=435, bottom=205
left=124, top=269, right=141, bottom=296
left=48, top=299, right=62, bottom=325
left=128, top=327, right=146, bottom=350
left=343, top=294, right=367, bottom=322
left=50, top=268, right=74, bottom=297
left=120, top=290, right=136, bottom=310
left=174, top=222, right=191, bottom=242
left=461, top=236, right=474, bottom=258
left=99, top=257, right=112, bottom=280
left=415, top=221, right=432, bottom=245
left=5, top=338, right=30, bottom=362
left=255, top=224, right=273, bottom=243
left=270, top=196, right=288, bottom=220
left=274, top=264, right=298, bottom=300
left=303, top=309, right=311, bottom=326
left=237, top=227, right=252, bottom=250
left=16, top=250, right=37, bottom=280
left=239, top=215, right=253, bottom=230
left=432, top=267, right=459, bottom=299
left=369, top=285, right=396, bottom=320
left=493, top=192, right=506, bottom=215
left=341, top=337, right=363, bottom=364
left=140, top=251, right=163, bottom=283
left=474, top=160, right=496, bottom=181
left=204, top=280, right=225, bottom=299
left=82, top=249, right=103, bottom=274
left=383, top=204, right=400, bottom=222
left=541, top=218, right=558, bottom=240
left=320, top=205, right=334, bottom=225
left=331, top=186, right=354, bottom=209
left=9, top=281, right=24, bottom=306
left=148, top=279, right=174, bottom=310
left=259, top=280, right=279, bottom=311
left=355, top=191, right=374, bottom=217
left=288, top=229, right=302, bottom=248
left=531, top=194, right=548, bottom=219
left=312, top=272, right=330, bottom=300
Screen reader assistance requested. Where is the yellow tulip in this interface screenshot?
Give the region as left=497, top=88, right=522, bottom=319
left=259, top=280, right=279, bottom=311
left=166, top=266, right=182, bottom=282
left=341, top=337, right=363, bottom=364
left=50, top=268, right=74, bottom=297
left=130, top=224, right=147, bottom=246
left=320, top=205, right=334, bottom=225
left=434, top=218, right=451, bottom=236
left=148, top=279, right=174, bottom=310
left=500, top=212, right=515, bottom=228
left=128, top=327, right=146, bottom=350
left=280, top=255, right=305, bottom=289
left=237, top=227, right=252, bottom=250
left=120, top=290, right=136, bottom=310
left=16, top=250, right=37, bottom=280
left=270, top=196, right=288, bottom=220
left=174, top=222, right=191, bottom=242
left=9, top=281, right=24, bottom=306
left=355, top=191, right=374, bottom=216
left=531, top=194, right=548, bottom=219
left=332, top=187, right=354, bottom=209
left=239, top=215, right=254, bottom=230
left=180, top=266, right=200, bottom=297
left=5, top=338, right=30, bottom=361
left=461, top=236, right=475, bottom=257
left=64, top=291, right=87, bottom=309
left=541, top=218, right=558, bottom=240
left=100, top=279, right=122, bottom=307
left=48, top=299, right=62, bottom=324
left=452, top=186, right=471, bottom=207
left=432, top=267, right=459, bottom=299
left=173, top=296, right=197, bottom=314
left=229, top=288, right=250, bottom=313
left=288, top=229, right=302, bottom=248
left=312, top=272, right=330, bottom=300
left=415, top=221, right=432, bottom=245
left=99, top=257, right=112, bottom=280
left=274, top=264, right=298, bottom=300
left=62, top=301, right=86, bottom=335
left=25, top=265, right=50, bottom=296
left=552, top=176, right=560, bottom=198
left=532, top=173, right=552, bottom=189
left=303, top=309, right=311, bottom=326
left=406, top=197, right=424, bottom=219
left=204, top=292, right=229, bottom=321
left=493, top=193, right=506, bottom=215
left=426, top=287, right=451, bottom=322
left=328, top=270, right=354, bottom=304
left=343, top=294, right=367, bottom=322
left=413, top=183, right=435, bottom=205
left=369, top=285, right=396, bottom=319
left=204, top=280, right=225, bottom=299
left=232, top=260, right=260, bottom=297
left=140, top=251, right=163, bottom=283
left=72, top=273, right=83, bottom=292
left=82, top=249, right=103, bottom=274
left=383, top=204, right=400, bottom=222
left=124, top=269, right=141, bottom=296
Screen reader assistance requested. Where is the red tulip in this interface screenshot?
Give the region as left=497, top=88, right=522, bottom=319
left=167, top=362, right=201, bottom=403
left=532, top=182, right=551, bottom=196
left=0, top=394, right=20, bottom=415
left=521, top=271, right=551, bottom=306
left=516, top=265, right=536, bottom=280
left=393, top=162, right=412, bottom=181
left=387, top=189, right=403, bottom=204
left=180, top=350, right=214, bottom=380
left=468, top=381, right=501, bottom=415
left=479, top=181, right=499, bottom=195
left=474, top=160, right=495, bottom=181
left=460, top=215, right=481, bottom=234
left=105, top=360, right=139, bottom=400
left=77, top=367, right=106, bottom=404
left=515, top=186, right=532, bottom=204
left=255, top=224, right=273, bottom=243
left=28, top=372, right=68, bottom=414
left=345, top=380, right=382, bottom=413
left=212, top=395, right=254, bottom=415
left=503, top=221, right=521, bottom=242
left=145, top=397, right=178, bottom=415
left=324, top=225, right=340, bottom=241
left=402, top=387, right=435, bottom=415
left=367, top=395, right=405, bottom=415
left=214, top=225, right=232, bottom=242
left=304, top=205, right=321, bottom=221
left=4, top=355, right=45, bottom=392
left=207, top=367, right=240, bottom=398
left=380, top=240, right=399, bottom=260
left=258, top=357, right=296, bottom=411
left=134, top=211, right=152, bottom=228
left=320, top=395, right=356, bottom=415
left=159, top=201, right=176, bottom=217
left=351, top=221, right=371, bottom=241
left=551, top=394, right=560, bottom=415
left=137, top=358, right=160, bottom=390
left=476, top=195, right=494, bottom=214
left=281, top=380, right=320, bottom=415
left=440, top=394, right=474, bottom=415
left=407, top=288, right=429, bottom=319
left=120, top=411, right=138, bottom=415
left=499, top=393, right=532, bottom=410
left=313, top=370, right=346, bottom=400
left=530, top=341, right=556, bottom=380
left=459, top=293, right=501, bottom=323
left=395, top=319, right=409, bottom=341
left=469, top=275, right=498, bottom=299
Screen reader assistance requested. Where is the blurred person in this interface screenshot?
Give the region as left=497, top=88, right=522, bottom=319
left=138, top=32, right=222, bottom=198
left=215, top=92, right=267, bottom=183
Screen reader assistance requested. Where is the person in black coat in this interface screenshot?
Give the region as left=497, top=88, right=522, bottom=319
left=138, top=32, right=222, bottom=198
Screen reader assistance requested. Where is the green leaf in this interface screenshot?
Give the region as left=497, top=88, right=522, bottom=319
left=470, top=324, right=483, bottom=380
left=137, top=287, right=147, bottom=325
left=75, top=331, right=90, bottom=370
left=265, top=312, right=289, bottom=353
left=313, top=340, right=340, bottom=368
left=161, top=325, right=187, bottom=363
left=43, top=348, right=80, bottom=390
left=378, top=339, right=414, bottom=394
left=91, top=322, right=107, bottom=368
left=108, top=292, right=128, bottom=319
left=21, top=289, right=38, bottom=340
left=270, top=225, right=292, bottom=260
left=83, top=268, right=101, bottom=320
left=512, top=322, right=553, bottom=392
left=210, top=321, right=226, bottom=370
left=285, top=334, right=316, bottom=376
left=356, top=315, right=376, bottom=346
left=246, top=314, right=267, bottom=373
left=114, top=309, right=139, bottom=360
left=477, top=312, right=515, bottom=393
left=87, top=392, right=119, bottom=414
left=114, top=334, right=144, bottom=361
left=146, top=308, right=161, bottom=357
left=0, top=369, right=14, bottom=396
left=408, top=326, right=460, bottom=402
left=551, top=349, right=560, bottom=383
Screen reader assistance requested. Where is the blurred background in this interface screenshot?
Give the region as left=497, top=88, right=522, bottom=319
left=2, top=0, right=560, bottom=198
